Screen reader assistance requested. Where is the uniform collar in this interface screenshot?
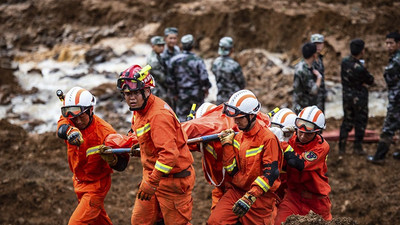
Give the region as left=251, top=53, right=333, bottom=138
left=295, top=132, right=322, bottom=147
left=243, top=119, right=261, bottom=136
left=136, top=94, right=155, bottom=116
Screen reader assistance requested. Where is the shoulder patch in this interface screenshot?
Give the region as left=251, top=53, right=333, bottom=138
left=304, top=151, right=318, bottom=161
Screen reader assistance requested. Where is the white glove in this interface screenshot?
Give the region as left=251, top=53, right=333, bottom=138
left=269, top=127, right=285, bottom=142
left=282, top=125, right=296, bottom=142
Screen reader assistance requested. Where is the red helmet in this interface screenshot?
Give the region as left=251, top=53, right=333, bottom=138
left=117, top=64, right=155, bottom=91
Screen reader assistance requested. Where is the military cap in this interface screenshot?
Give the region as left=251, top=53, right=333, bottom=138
left=311, top=34, right=324, bottom=43
left=164, top=27, right=178, bottom=36
left=150, top=36, right=165, bottom=45
left=181, top=34, right=194, bottom=44
left=218, top=37, right=233, bottom=56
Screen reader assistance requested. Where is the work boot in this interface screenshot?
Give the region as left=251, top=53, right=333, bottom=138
left=393, top=151, right=400, bottom=160
left=338, top=140, right=346, bottom=155
left=353, top=143, right=366, bottom=156
left=366, top=155, right=384, bottom=165
left=374, top=141, right=390, bottom=160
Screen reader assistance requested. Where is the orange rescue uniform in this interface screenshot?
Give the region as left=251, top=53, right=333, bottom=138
left=275, top=133, right=331, bottom=225
left=130, top=94, right=195, bottom=225
left=208, top=120, right=283, bottom=225
left=58, top=115, right=116, bottom=225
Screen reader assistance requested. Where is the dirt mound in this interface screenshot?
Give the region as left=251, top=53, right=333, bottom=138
left=284, top=211, right=355, bottom=225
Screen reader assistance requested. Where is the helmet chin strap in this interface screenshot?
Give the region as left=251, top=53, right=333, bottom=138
left=240, top=114, right=257, bottom=132
left=79, top=107, right=94, bottom=130
left=129, top=89, right=149, bottom=111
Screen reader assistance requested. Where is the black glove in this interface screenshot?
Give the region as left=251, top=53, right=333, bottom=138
left=232, top=192, right=256, bottom=217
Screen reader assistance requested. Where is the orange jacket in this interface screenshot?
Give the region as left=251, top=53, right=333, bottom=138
left=222, top=120, right=283, bottom=198
left=57, top=115, right=115, bottom=182
left=287, top=134, right=331, bottom=196
left=132, top=94, right=194, bottom=181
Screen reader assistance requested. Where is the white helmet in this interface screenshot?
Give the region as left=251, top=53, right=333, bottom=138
left=61, top=87, right=96, bottom=118
left=271, top=108, right=297, bottom=128
left=295, top=105, right=325, bottom=133
left=223, top=89, right=260, bottom=117
left=195, top=102, right=216, bottom=119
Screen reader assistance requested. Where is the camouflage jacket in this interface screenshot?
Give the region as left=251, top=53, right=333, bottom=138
left=146, top=50, right=168, bottom=98
left=168, top=50, right=211, bottom=97
left=292, top=59, right=319, bottom=113
left=211, top=55, right=246, bottom=98
left=161, top=45, right=180, bottom=68
left=313, top=54, right=326, bottom=96
left=341, top=55, right=374, bottom=98
left=384, top=49, right=400, bottom=103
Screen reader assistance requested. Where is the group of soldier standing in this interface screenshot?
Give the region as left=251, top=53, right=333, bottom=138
left=292, top=31, right=400, bottom=164
left=146, top=27, right=245, bottom=121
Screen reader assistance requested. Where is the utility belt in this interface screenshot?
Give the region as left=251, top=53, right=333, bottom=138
left=162, top=166, right=191, bottom=178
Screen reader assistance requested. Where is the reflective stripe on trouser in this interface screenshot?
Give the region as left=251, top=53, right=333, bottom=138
left=208, top=188, right=277, bottom=225
left=274, top=190, right=331, bottom=225
left=131, top=166, right=195, bottom=225
left=69, top=175, right=112, bottom=225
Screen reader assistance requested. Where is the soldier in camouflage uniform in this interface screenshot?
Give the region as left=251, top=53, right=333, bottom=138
left=211, top=37, right=246, bottom=104
left=169, top=34, right=211, bottom=121
left=311, top=34, right=327, bottom=113
left=146, top=36, right=168, bottom=101
left=339, top=39, right=374, bottom=155
left=368, top=32, right=400, bottom=164
left=292, top=42, right=323, bottom=114
left=161, top=27, right=180, bottom=68
left=161, top=27, right=181, bottom=110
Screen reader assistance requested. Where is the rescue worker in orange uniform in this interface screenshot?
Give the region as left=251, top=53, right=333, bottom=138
left=117, top=64, right=195, bottom=225
left=268, top=108, right=297, bottom=202
left=57, top=87, right=129, bottom=225
left=207, top=90, right=283, bottom=225
left=275, top=106, right=332, bottom=224
left=183, top=102, right=236, bottom=211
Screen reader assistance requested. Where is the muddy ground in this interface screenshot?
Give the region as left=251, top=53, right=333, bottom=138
left=1, top=0, right=400, bottom=224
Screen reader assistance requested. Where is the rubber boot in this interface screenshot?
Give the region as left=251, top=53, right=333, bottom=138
left=338, top=139, right=346, bottom=155
left=353, top=142, right=366, bottom=155
left=367, top=141, right=389, bottom=165
left=393, top=151, right=400, bottom=160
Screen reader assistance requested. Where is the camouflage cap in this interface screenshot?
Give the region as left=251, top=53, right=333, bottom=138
left=310, top=34, right=324, bottom=43
left=164, top=27, right=178, bottom=36
left=181, top=34, right=194, bottom=44
left=218, top=37, right=233, bottom=56
left=150, top=36, right=165, bottom=45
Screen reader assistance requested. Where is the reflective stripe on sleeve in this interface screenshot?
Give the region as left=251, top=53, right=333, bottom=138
left=206, top=144, right=217, bottom=159
left=233, top=140, right=240, bottom=149
left=224, top=158, right=237, bottom=172
left=136, top=123, right=151, bottom=137
left=246, top=145, right=264, bottom=157
left=284, top=145, right=294, bottom=153
left=255, top=176, right=270, bottom=192
left=155, top=160, right=172, bottom=174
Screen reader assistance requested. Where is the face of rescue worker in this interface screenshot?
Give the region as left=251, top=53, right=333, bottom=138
left=234, top=115, right=255, bottom=130
left=123, top=88, right=150, bottom=109
left=153, top=44, right=164, bottom=54
left=165, top=34, right=178, bottom=50
left=70, top=111, right=90, bottom=130
left=386, top=38, right=399, bottom=55
left=315, top=42, right=324, bottom=53
left=297, top=130, right=317, bottom=143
